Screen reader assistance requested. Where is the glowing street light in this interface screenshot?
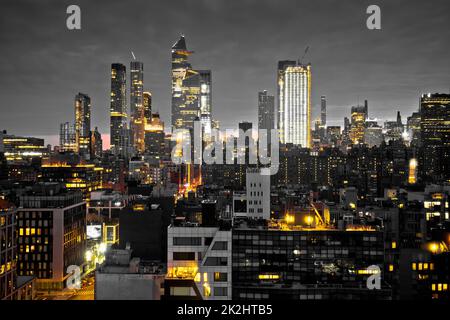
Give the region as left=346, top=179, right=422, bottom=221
left=304, top=215, right=314, bottom=226
left=85, top=250, right=93, bottom=262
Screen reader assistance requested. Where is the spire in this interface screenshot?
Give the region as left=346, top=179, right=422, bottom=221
left=397, top=111, right=402, bottom=125
left=172, top=34, right=187, bottom=51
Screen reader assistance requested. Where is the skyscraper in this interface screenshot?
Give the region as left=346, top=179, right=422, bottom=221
left=74, top=93, right=91, bottom=159
left=420, top=93, right=450, bottom=182
left=321, top=95, right=327, bottom=127
left=91, top=127, right=102, bottom=158
left=258, top=90, right=275, bottom=145
left=110, top=63, right=128, bottom=157
left=171, top=35, right=200, bottom=131
left=130, top=61, right=145, bottom=154
left=277, top=61, right=311, bottom=148
left=199, top=70, right=212, bottom=136
left=143, top=91, right=152, bottom=125
left=59, top=122, right=77, bottom=153
left=17, top=184, right=86, bottom=290
left=349, top=105, right=367, bottom=145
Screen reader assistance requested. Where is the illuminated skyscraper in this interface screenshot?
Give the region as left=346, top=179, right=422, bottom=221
left=144, top=112, right=165, bottom=157
left=74, top=93, right=91, bottom=159
left=171, top=35, right=201, bottom=131
left=420, top=93, right=450, bottom=181
left=199, top=70, right=212, bottom=136
left=277, top=61, right=311, bottom=147
left=143, top=91, right=152, bottom=125
left=130, top=61, right=145, bottom=154
left=110, top=63, right=128, bottom=157
left=349, top=105, right=367, bottom=144
left=59, top=122, right=77, bottom=153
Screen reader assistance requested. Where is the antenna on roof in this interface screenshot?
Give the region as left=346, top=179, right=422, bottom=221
left=298, top=46, right=309, bottom=65
left=131, top=51, right=136, bottom=60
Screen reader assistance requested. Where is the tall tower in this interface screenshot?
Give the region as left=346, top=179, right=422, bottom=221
left=110, top=63, right=128, bottom=157
left=130, top=61, right=145, bottom=154
left=199, top=70, right=212, bottom=137
left=277, top=61, right=311, bottom=148
left=258, top=90, right=275, bottom=145
left=74, top=93, right=91, bottom=158
left=320, top=95, right=327, bottom=127
left=171, top=35, right=200, bottom=131
left=143, top=91, right=152, bottom=125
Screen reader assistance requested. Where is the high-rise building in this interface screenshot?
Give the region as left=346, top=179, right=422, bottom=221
left=143, top=91, right=152, bottom=125
left=110, top=63, right=128, bottom=157
left=0, top=200, right=17, bottom=299
left=74, top=93, right=91, bottom=159
left=145, top=112, right=165, bottom=157
left=0, top=200, right=36, bottom=300
left=59, top=122, right=77, bottom=153
left=321, top=95, right=327, bottom=127
left=199, top=70, right=212, bottom=137
left=245, top=168, right=270, bottom=220
left=17, top=184, right=86, bottom=290
left=130, top=61, right=145, bottom=154
left=364, top=119, right=383, bottom=148
left=171, top=35, right=201, bottom=131
left=349, top=105, right=367, bottom=144
left=406, top=111, right=421, bottom=146
left=91, top=127, right=102, bottom=158
left=419, top=93, right=450, bottom=182
left=258, top=90, right=275, bottom=146
left=277, top=61, right=311, bottom=148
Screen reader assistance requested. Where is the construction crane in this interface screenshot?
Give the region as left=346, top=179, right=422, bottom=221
left=298, top=46, right=309, bottom=65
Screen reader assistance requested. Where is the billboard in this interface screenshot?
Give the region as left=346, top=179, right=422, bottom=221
left=87, top=224, right=102, bottom=240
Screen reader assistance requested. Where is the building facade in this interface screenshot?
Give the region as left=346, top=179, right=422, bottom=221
left=258, top=90, right=275, bottom=146
left=277, top=61, right=311, bottom=148
left=74, top=93, right=91, bottom=159
left=17, top=184, right=86, bottom=290
left=420, top=93, right=450, bottom=182
left=130, top=61, right=145, bottom=154
left=110, top=63, right=128, bottom=157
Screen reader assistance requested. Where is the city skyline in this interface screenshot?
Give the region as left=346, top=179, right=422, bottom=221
left=1, top=0, right=449, bottom=303
left=1, top=0, right=450, bottom=147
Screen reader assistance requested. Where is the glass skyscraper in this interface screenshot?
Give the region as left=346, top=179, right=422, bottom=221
left=171, top=35, right=201, bottom=131
left=74, top=93, right=91, bottom=159
left=130, top=61, right=145, bottom=154
left=277, top=61, right=311, bottom=148
left=110, top=63, right=128, bottom=157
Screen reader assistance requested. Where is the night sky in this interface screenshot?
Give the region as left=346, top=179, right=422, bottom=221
left=1, top=0, right=449, bottom=147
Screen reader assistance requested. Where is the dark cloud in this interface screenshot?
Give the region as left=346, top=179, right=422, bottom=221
left=0, top=0, right=449, bottom=144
